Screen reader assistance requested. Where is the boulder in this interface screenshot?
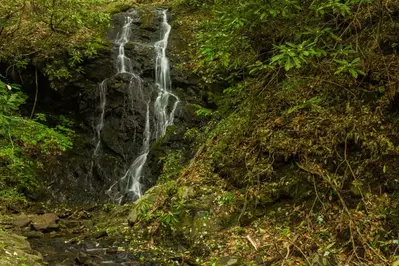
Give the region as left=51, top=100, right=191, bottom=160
left=13, top=214, right=32, bottom=228
left=31, top=213, right=59, bottom=231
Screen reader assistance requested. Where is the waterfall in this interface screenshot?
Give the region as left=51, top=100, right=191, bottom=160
left=154, top=10, right=180, bottom=139
left=119, top=9, right=179, bottom=202
left=116, top=15, right=134, bottom=74
left=88, top=79, right=107, bottom=189
left=94, top=9, right=179, bottom=203
left=92, top=10, right=139, bottom=160
left=93, top=80, right=107, bottom=156
left=118, top=75, right=151, bottom=202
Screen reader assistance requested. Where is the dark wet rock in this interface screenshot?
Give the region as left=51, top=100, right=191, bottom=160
left=23, top=231, right=45, bottom=239
left=71, top=227, right=86, bottom=235
left=93, top=230, right=108, bottom=239
left=35, top=208, right=46, bottom=215
left=106, top=248, right=118, bottom=255
left=62, top=219, right=81, bottom=228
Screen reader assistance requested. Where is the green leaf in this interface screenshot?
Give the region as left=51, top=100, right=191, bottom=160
left=285, top=58, right=294, bottom=71
left=349, top=69, right=358, bottom=78
left=392, top=259, right=399, bottom=266
left=357, top=70, right=366, bottom=76
left=325, top=242, right=336, bottom=250
left=270, top=54, right=285, bottom=63
left=334, top=59, right=348, bottom=65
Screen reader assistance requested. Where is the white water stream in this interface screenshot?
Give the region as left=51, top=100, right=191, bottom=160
left=93, top=80, right=107, bottom=157
left=94, top=9, right=178, bottom=202
left=154, top=10, right=180, bottom=139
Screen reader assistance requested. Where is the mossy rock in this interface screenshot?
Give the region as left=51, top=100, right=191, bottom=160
left=0, top=231, right=43, bottom=265
left=175, top=190, right=223, bottom=241
left=127, top=181, right=176, bottom=224
left=216, top=256, right=241, bottom=266
left=177, top=186, right=195, bottom=199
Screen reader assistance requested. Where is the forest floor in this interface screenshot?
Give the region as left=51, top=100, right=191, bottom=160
left=0, top=203, right=167, bottom=266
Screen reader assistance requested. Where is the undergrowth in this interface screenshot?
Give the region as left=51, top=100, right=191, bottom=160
left=138, top=0, right=399, bottom=264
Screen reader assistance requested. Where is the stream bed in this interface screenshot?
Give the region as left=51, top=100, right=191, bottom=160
left=29, top=234, right=156, bottom=265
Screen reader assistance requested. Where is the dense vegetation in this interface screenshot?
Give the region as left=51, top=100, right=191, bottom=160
left=0, top=0, right=112, bottom=202
left=1, top=0, right=399, bottom=265
left=0, top=76, right=72, bottom=202
left=0, top=0, right=130, bottom=202
left=0, top=0, right=114, bottom=87
left=130, top=0, right=399, bottom=264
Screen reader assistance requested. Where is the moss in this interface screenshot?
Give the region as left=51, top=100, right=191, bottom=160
left=0, top=231, right=43, bottom=266
left=128, top=181, right=176, bottom=224
left=138, top=6, right=157, bottom=28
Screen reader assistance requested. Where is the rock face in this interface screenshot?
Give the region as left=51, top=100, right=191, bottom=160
left=39, top=7, right=203, bottom=203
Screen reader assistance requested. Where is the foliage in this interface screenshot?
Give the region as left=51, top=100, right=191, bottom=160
left=0, top=0, right=111, bottom=88
left=172, top=0, right=215, bottom=10
left=0, top=78, right=72, bottom=199
left=163, top=0, right=399, bottom=264
left=217, top=192, right=235, bottom=206
left=133, top=182, right=185, bottom=231
left=270, top=40, right=326, bottom=71
left=159, top=151, right=184, bottom=183
left=334, top=57, right=366, bottom=78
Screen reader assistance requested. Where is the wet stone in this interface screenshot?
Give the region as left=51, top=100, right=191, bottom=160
left=62, top=219, right=81, bottom=228
left=13, top=214, right=32, bottom=228
left=23, top=231, right=45, bottom=239
left=31, top=213, right=59, bottom=231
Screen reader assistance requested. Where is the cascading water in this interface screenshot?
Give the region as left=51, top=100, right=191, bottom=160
left=94, top=9, right=179, bottom=203
left=93, top=10, right=142, bottom=199
left=116, top=15, right=134, bottom=74
left=117, top=75, right=151, bottom=202
left=88, top=79, right=107, bottom=188
left=93, top=80, right=107, bottom=156
left=118, top=9, right=179, bottom=202
left=93, top=10, right=138, bottom=152
left=154, top=10, right=180, bottom=139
